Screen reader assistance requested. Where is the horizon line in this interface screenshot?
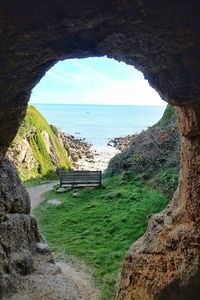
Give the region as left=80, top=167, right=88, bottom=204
left=30, top=102, right=167, bottom=107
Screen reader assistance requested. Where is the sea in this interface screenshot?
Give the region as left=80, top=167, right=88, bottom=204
left=33, top=104, right=166, bottom=151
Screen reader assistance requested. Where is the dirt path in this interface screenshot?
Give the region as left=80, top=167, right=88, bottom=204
left=27, top=181, right=58, bottom=210
left=27, top=183, right=100, bottom=300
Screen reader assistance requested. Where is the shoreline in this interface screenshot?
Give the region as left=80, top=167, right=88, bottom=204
left=74, top=145, right=120, bottom=171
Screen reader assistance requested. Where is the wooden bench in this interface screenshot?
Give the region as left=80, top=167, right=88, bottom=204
left=59, top=170, right=102, bottom=188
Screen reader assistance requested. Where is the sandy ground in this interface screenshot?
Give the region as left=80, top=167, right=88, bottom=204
left=77, top=146, right=120, bottom=171
left=27, top=183, right=100, bottom=300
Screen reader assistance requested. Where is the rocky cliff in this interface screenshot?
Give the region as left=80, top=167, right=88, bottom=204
left=7, top=106, right=96, bottom=181
left=50, top=125, right=97, bottom=170
left=7, top=106, right=71, bottom=181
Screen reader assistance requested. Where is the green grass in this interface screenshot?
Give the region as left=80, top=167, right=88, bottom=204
left=24, top=177, right=58, bottom=187
left=153, top=104, right=176, bottom=128
left=34, top=173, right=168, bottom=299
left=10, top=105, right=71, bottom=181
left=26, top=106, right=71, bottom=176
left=153, top=167, right=179, bottom=197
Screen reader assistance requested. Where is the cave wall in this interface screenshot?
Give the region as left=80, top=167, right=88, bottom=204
left=1, top=0, right=200, bottom=158
left=0, top=0, right=200, bottom=299
left=0, top=158, right=53, bottom=298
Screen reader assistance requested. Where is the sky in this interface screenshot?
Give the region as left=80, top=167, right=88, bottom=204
left=30, top=57, right=166, bottom=106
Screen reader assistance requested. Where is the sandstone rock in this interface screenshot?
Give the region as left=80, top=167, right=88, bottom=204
left=116, top=204, right=200, bottom=300
left=7, top=137, right=39, bottom=180
left=0, top=158, right=70, bottom=299
left=51, top=125, right=96, bottom=170
left=85, top=152, right=94, bottom=159
left=117, top=105, right=200, bottom=299
left=71, top=153, right=79, bottom=162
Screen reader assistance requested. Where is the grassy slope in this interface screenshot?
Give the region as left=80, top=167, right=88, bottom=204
left=34, top=173, right=168, bottom=299
left=13, top=106, right=71, bottom=181
left=107, top=105, right=180, bottom=197
left=149, top=105, right=180, bottom=196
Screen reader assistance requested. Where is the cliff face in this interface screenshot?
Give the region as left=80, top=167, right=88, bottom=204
left=50, top=125, right=97, bottom=170
left=7, top=105, right=98, bottom=181
left=7, top=106, right=72, bottom=181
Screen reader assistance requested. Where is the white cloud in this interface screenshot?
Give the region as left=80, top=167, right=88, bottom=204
left=31, top=58, right=166, bottom=106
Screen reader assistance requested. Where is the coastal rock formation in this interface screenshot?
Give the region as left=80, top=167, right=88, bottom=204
left=108, top=106, right=178, bottom=153
left=0, top=1, right=200, bottom=299
left=108, top=135, right=137, bottom=152
left=108, top=105, right=180, bottom=196
left=7, top=105, right=98, bottom=181
left=7, top=106, right=71, bottom=181
left=50, top=125, right=97, bottom=170
left=53, top=126, right=118, bottom=171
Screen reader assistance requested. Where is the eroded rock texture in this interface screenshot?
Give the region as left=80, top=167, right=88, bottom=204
left=117, top=105, right=200, bottom=300
left=0, top=158, right=80, bottom=299
left=0, top=1, right=200, bottom=299
left=0, top=1, right=200, bottom=158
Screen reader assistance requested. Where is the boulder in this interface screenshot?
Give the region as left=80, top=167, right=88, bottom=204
left=0, top=157, right=30, bottom=221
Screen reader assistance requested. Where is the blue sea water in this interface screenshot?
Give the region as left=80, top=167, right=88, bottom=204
left=33, top=104, right=166, bottom=150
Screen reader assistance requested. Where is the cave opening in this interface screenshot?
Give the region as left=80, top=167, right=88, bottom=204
left=12, top=56, right=172, bottom=298
left=29, top=56, right=166, bottom=167
left=1, top=1, right=200, bottom=299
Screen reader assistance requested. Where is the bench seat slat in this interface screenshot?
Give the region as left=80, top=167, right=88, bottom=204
left=59, top=170, right=102, bottom=188
left=61, top=180, right=100, bottom=183
left=61, top=175, right=100, bottom=180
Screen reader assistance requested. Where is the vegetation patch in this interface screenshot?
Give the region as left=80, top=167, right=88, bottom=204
left=107, top=105, right=180, bottom=197
left=34, top=173, right=168, bottom=299
left=8, top=105, right=71, bottom=181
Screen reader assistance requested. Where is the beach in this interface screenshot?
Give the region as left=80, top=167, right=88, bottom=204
left=76, top=146, right=120, bottom=171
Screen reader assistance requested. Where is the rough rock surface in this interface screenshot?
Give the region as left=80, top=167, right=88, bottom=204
left=51, top=125, right=96, bottom=170
left=0, top=1, right=200, bottom=299
left=7, top=105, right=71, bottom=181
left=7, top=109, right=98, bottom=180
left=0, top=158, right=80, bottom=299
left=1, top=1, right=200, bottom=156
left=0, top=158, right=30, bottom=221
left=108, top=135, right=138, bottom=152
left=7, top=137, right=39, bottom=180
left=116, top=105, right=200, bottom=299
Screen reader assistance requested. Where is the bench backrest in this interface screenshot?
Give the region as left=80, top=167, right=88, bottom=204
left=59, top=170, right=102, bottom=186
